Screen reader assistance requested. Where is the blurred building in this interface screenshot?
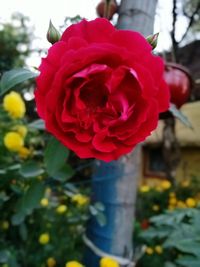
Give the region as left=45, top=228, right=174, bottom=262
left=142, top=40, right=200, bottom=184
left=143, top=101, right=200, bottom=182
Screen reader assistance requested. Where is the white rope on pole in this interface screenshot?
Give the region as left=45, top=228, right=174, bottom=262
left=83, top=234, right=136, bottom=267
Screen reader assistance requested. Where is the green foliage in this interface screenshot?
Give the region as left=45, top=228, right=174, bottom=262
left=44, top=137, right=73, bottom=181
left=137, top=208, right=200, bottom=267
left=0, top=13, right=32, bottom=73
left=135, top=178, right=200, bottom=267
left=0, top=74, right=103, bottom=267
left=0, top=68, right=38, bottom=96
left=28, top=119, right=45, bottom=130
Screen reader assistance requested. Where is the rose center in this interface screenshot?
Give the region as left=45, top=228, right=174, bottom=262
left=73, top=82, right=108, bottom=129
left=79, top=83, right=108, bottom=109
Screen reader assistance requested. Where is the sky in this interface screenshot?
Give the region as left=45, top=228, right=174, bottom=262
left=0, top=0, right=188, bottom=67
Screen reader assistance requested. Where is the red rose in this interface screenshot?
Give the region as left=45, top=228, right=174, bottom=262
left=35, top=18, right=169, bottom=162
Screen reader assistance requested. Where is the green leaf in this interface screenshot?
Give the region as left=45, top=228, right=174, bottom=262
left=28, top=119, right=45, bottom=130
left=19, top=223, right=28, bottom=241
left=64, top=183, right=79, bottom=193
left=11, top=213, right=25, bottom=225
left=12, top=181, right=45, bottom=225
left=89, top=206, right=98, bottom=216
left=10, top=184, right=23, bottom=194
left=170, top=239, right=200, bottom=257
left=176, top=256, right=200, bottom=267
left=0, top=191, right=9, bottom=202
left=0, top=68, right=38, bottom=95
left=19, top=181, right=45, bottom=211
left=51, top=164, right=74, bottom=182
left=95, top=212, right=107, bottom=227
left=94, top=202, right=105, bottom=212
left=0, top=250, right=10, bottom=263
left=164, top=262, right=177, bottom=267
left=44, top=136, right=70, bottom=177
left=169, top=103, right=193, bottom=129
left=0, top=250, right=18, bottom=267
left=20, top=161, right=44, bottom=178
left=140, top=226, right=172, bottom=240
left=150, top=209, right=191, bottom=226
left=7, top=164, right=21, bottom=171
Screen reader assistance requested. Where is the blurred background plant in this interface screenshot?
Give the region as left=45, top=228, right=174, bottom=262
left=0, top=13, right=32, bottom=73
left=0, top=68, right=107, bottom=267
left=0, top=87, right=94, bottom=267
left=134, top=177, right=200, bottom=267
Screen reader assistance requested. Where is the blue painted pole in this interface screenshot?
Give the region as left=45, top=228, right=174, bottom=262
left=84, top=146, right=141, bottom=266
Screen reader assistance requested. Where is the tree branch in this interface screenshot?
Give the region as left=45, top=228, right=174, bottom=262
left=171, top=0, right=178, bottom=62
left=180, top=2, right=200, bottom=43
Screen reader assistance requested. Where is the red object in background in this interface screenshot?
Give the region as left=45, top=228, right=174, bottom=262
left=96, top=0, right=118, bottom=20
left=164, top=63, right=192, bottom=109
left=141, top=219, right=150, bottom=230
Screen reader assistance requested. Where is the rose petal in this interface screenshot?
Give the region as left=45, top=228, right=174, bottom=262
left=111, top=30, right=152, bottom=57
left=93, top=130, right=116, bottom=153
left=75, top=131, right=92, bottom=143
left=61, top=18, right=116, bottom=44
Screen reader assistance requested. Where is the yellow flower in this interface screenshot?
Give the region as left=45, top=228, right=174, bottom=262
left=15, top=125, right=28, bottom=138
left=37, top=175, right=44, bottom=181
left=3, top=91, right=26, bottom=118
left=39, top=233, right=50, bottom=245
left=4, top=132, right=24, bottom=152
left=139, top=185, right=150, bottom=193
left=47, top=257, right=56, bottom=267
left=181, top=180, right=190, bottom=188
left=161, top=180, right=171, bottom=190
left=18, top=146, right=31, bottom=159
left=56, top=204, right=67, bottom=214
left=177, top=201, right=186, bottom=209
left=1, top=220, right=9, bottom=230
left=155, top=245, right=163, bottom=254
left=65, top=261, right=84, bottom=267
left=100, top=257, right=119, bottom=267
left=46, top=188, right=52, bottom=195
left=145, top=247, right=154, bottom=255
left=40, top=198, right=49, bottom=207
left=169, top=192, right=176, bottom=198
left=72, top=194, right=89, bottom=206
left=152, top=205, right=160, bottom=211
left=186, top=198, right=196, bottom=208
left=169, top=197, right=177, bottom=206
left=155, top=186, right=163, bottom=192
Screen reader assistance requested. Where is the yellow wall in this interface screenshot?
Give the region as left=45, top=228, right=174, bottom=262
left=141, top=147, right=200, bottom=186
left=176, top=147, right=200, bottom=181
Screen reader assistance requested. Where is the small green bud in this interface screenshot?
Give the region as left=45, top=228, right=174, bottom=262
left=146, top=32, right=159, bottom=50
left=46, top=20, right=61, bottom=44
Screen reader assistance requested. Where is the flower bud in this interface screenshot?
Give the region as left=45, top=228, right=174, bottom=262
left=96, top=0, right=118, bottom=20
left=146, top=33, right=159, bottom=50
left=46, top=20, right=61, bottom=44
